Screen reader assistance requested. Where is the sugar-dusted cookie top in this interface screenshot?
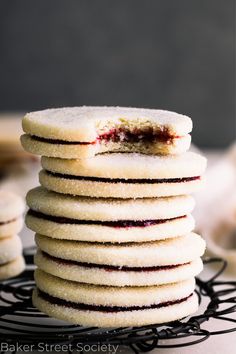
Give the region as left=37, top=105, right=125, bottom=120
left=42, top=151, right=206, bottom=179
left=22, top=106, right=192, bottom=142
left=26, top=186, right=195, bottom=221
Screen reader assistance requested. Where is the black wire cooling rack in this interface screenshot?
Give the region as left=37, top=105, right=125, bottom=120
left=0, top=248, right=236, bottom=353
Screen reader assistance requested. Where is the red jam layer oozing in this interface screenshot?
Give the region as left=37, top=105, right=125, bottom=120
left=41, top=251, right=189, bottom=272
left=28, top=209, right=185, bottom=228
left=31, top=127, right=179, bottom=145
left=44, top=170, right=200, bottom=184
left=98, top=127, right=178, bottom=144
left=37, top=289, right=192, bottom=312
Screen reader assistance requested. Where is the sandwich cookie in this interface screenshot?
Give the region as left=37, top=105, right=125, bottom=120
left=40, top=152, right=206, bottom=198
left=0, top=256, right=25, bottom=280
left=21, top=106, right=192, bottom=158
left=0, top=191, right=25, bottom=237
left=0, top=235, right=23, bottom=265
left=0, top=116, right=34, bottom=167
left=35, top=249, right=203, bottom=286
left=33, top=269, right=198, bottom=327
left=26, top=187, right=195, bottom=242
left=35, top=233, right=205, bottom=267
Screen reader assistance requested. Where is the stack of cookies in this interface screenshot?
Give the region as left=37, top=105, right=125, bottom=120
left=21, top=107, right=206, bottom=327
left=0, top=191, right=25, bottom=280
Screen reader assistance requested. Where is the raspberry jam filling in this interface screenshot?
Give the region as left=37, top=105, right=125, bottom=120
left=31, top=127, right=179, bottom=145
left=31, top=136, right=95, bottom=145
left=28, top=209, right=185, bottom=228
left=41, top=251, right=189, bottom=272
left=98, top=127, right=178, bottom=144
left=37, top=289, right=192, bottom=312
left=0, top=217, right=16, bottom=225
left=44, top=170, right=200, bottom=184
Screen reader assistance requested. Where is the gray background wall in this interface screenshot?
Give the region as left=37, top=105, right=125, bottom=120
left=0, top=0, right=235, bottom=148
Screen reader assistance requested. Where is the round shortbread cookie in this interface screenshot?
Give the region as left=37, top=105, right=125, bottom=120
left=35, top=269, right=195, bottom=307
left=0, top=256, right=25, bottom=280
left=40, top=152, right=206, bottom=198
left=35, top=250, right=203, bottom=286
left=0, top=191, right=25, bottom=223
left=26, top=187, right=195, bottom=221
left=22, top=106, right=192, bottom=141
left=35, top=233, right=206, bottom=267
left=42, top=152, right=206, bottom=180
left=0, top=235, right=23, bottom=264
left=0, top=216, right=23, bottom=238
left=39, top=171, right=204, bottom=199
left=26, top=212, right=194, bottom=243
left=21, top=107, right=192, bottom=157
left=33, top=288, right=198, bottom=327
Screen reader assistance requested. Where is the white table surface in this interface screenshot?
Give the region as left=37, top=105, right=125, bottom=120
left=1, top=150, right=236, bottom=353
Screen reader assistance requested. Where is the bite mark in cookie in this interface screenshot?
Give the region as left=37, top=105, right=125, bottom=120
left=31, top=126, right=181, bottom=146
left=21, top=106, right=193, bottom=157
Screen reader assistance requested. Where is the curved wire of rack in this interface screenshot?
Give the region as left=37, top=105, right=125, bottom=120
left=0, top=248, right=236, bottom=353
